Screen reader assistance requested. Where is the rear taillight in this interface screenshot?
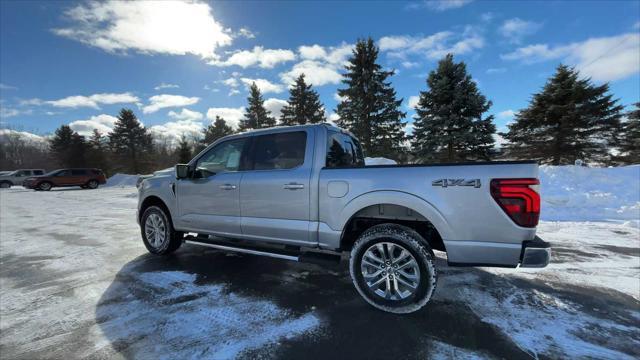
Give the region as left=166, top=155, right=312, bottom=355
left=490, top=178, right=540, bottom=228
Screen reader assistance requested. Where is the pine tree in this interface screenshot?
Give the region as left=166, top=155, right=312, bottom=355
left=280, top=74, right=325, bottom=125
left=238, top=83, right=276, bottom=131
left=203, top=116, right=235, bottom=144
left=87, top=129, right=110, bottom=175
left=501, top=65, right=623, bottom=165
left=335, top=38, right=406, bottom=159
left=412, top=54, right=496, bottom=162
left=176, top=135, right=192, bottom=163
left=49, top=125, right=87, bottom=167
left=617, top=103, right=640, bottom=164
left=108, top=108, right=152, bottom=173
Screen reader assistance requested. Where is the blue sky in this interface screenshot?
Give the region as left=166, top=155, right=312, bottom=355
left=1, top=0, right=639, bottom=142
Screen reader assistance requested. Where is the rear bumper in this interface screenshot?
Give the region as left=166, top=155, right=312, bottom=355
left=520, top=236, right=551, bottom=268
left=444, top=236, right=551, bottom=268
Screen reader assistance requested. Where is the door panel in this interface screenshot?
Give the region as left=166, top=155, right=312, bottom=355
left=176, top=137, right=248, bottom=236
left=177, top=172, right=242, bottom=235
left=240, top=130, right=314, bottom=245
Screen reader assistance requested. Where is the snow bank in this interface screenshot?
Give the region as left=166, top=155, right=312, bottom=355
left=105, top=173, right=140, bottom=187
left=539, top=165, right=639, bottom=222
left=365, top=157, right=397, bottom=165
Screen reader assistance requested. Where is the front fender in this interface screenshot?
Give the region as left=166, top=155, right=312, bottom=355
left=338, top=190, right=454, bottom=241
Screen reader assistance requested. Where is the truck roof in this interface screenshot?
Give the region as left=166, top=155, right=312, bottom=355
left=236, top=123, right=342, bottom=135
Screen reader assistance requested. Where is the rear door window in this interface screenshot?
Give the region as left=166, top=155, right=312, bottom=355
left=71, top=169, right=87, bottom=176
left=251, top=131, right=307, bottom=170
left=326, top=132, right=365, bottom=168
left=33, top=170, right=44, bottom=175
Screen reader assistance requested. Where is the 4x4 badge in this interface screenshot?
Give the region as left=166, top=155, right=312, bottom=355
left=432, top=179, right=481, bottom=188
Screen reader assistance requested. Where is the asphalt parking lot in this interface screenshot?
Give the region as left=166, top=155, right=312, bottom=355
left=1, top=187, right=639, bottom=359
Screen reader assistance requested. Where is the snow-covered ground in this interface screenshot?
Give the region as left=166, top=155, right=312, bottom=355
left=1, top=165, right=638, bottom=359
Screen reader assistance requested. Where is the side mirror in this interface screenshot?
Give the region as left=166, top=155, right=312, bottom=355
left=175, top=164, right=190, bottom=179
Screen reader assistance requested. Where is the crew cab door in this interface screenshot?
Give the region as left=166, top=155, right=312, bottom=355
left=176, top=137, right=249, bottom=236
left=239, top=129, right=315, bottom=246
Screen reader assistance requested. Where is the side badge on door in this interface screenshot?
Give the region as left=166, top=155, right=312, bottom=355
left=432, top=179, right=481, bottom=188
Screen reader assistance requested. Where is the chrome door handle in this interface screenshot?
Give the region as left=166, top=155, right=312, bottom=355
left=219, top=184, right=237, bottom=190
left=283, top=183, right=304, bottom=190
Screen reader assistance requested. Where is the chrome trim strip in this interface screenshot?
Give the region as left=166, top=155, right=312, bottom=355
left=184, top=240, right=300, bottom=261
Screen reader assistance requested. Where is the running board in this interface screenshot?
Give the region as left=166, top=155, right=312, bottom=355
left=183, top=236, right=341, bottom=266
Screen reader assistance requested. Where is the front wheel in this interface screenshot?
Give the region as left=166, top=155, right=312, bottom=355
left=140, top=206, right=182, bottom=255
left=349, top=223, right=437, bottom=314
left=39, top=182, right=52, bottom=191
left=87, top=180, right=99, bottom=189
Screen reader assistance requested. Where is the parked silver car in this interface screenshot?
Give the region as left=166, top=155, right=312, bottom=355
left=0, top=169, right=45, bottom=188
left=137, top=124, right=550, bottom=313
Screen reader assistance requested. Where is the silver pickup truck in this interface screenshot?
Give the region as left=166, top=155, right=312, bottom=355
left=137, top=123, right=550, bottom=313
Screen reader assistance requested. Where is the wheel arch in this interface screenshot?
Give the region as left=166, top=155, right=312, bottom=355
left=139, top=195, right=175, bottom=226
left=338, top=191, right=452, bottom=252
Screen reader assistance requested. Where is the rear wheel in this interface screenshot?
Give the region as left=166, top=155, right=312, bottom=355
left=39, top=182, right=52, bottom=191
left=349, top=223, right=437, bottom=314
left=140, top=206, right=182, bottom=255
left=87, top=180, right=99, bottom=189
left=0, top=181, right=11, bottom=189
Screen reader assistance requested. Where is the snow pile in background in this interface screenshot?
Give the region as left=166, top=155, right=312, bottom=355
left=105, top=173, right=140, bottom=187
left=365, top=157, right=397, bottom=165
left=539, top=165, right=639, bottom=222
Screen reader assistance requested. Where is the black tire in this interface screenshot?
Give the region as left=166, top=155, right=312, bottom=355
left=349, top=223, right=437, bottom=314
left=140, top=205, right=182, bottom=255
left=0, top=181, right=11, bottom=189
left=39, top=182, right=52, bottom=191
left=87, top=180, right=99, bottom=189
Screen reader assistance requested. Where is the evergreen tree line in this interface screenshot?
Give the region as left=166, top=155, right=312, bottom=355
left=8, top=37, right=638, bottom=174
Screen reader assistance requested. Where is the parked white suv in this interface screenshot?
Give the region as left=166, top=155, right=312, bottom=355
left=0, top=169, right=46, bottom=188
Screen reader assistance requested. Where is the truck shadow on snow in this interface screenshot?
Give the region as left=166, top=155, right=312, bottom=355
left=94, top=244, right=640, bottom=360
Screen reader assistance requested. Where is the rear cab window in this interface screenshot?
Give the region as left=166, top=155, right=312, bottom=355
left=250, top=131, right=307, bottom=170
left=326, top=131, right=365, bottom=168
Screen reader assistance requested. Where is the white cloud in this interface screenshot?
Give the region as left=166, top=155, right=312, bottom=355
left=407, top=96, right=420, bottom=109
left=0, top=83, right=17, bottom=90
left=150, top=119, right=203, bottom=143
left=68, top=114, right=119, bottom=136
left=333, top=93, right=346, bottom=102
left=280, top=43, right=352, bottom=87
left=19, top=98, right=45, bottom=106
left=0, top=107, right=21, bottom=118
left=46, top=92, right=139, bottom=109
left=228, top=89, right=241, bottom=96
left=53, top=0, right=231, bottom=59
left=0, top=129, right=45, bottom=143
left=168, top=108, right=204, bottom=122
left=237, top=27, right=256, bottom=39
left=154, top=83, right=180, bottom=90
left=401, top=61, right=420, bottom=68
left=206, top=107, right=244, bottom=129
left=501, top=33, right=640, bottom=82
left=240, top=78, right=284, bottom=94
left=264, top=98, right=287, bottom=119
left=633, top=21, right=640, bottom=30
left=380, top=29, right=483, bottom=60
left=497, top=110, right=516, bottom=119
left=480, top=12, right=494, bottom=22
left=486, top=67, right=507, bottom=74
left=499, top=18, right=542, bottom=44
left=143, top=94, right=199, bottom=114
left=211, top=46, right=296, bottom=68
left=407, top=0, right=473, bottom=11
left=222, top=78, right=239, bottom=87
left=327, top=112, right=340, bottom=124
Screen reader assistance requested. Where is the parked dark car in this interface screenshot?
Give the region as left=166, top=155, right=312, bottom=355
left=23, top=168, right=107, bottom=191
